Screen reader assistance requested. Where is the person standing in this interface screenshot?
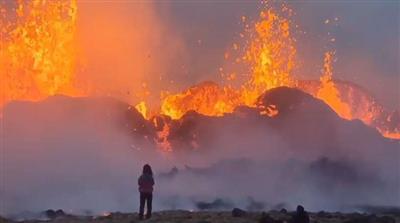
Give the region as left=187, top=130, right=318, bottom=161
left=291, top=205, right=310, bottom=223
left=138, top=164, right=154, bottom=219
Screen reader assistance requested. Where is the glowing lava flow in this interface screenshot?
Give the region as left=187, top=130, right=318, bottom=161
left=0, top=0, right=84, bottom=109
left=316, top=51, right=352, bottom=119
left=240, top=7, right=296, bottom=106
left=160, top=82, right=241, bottom=120
left=1, top=1, right=398, bottom=140
left=159, top=7, right=297, bottom=120
left=135, top=101, right=149, bottom=120
left=153, top=5, right=399, bottom=140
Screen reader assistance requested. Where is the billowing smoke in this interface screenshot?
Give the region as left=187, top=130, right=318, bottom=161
left=1, top=0, right=399, bottom=220
left=75, top=1, right=187, bottom=105
left=1, top=87, right=398, bottom=218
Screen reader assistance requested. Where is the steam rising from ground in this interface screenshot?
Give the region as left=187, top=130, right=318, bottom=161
left=1, top=1, right=399, bottom=219
left=1, top=89, right=398, bottom=217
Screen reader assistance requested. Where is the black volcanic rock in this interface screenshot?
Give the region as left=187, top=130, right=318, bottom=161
left=1, top=211, right=398, bottom=223
left=0, top=216, right=12, bottom=223
left=297, top=79, right=400, bottom=134
left=168, top=86, right=396, bottom=154
left=44, top=209, right=65, bottom=219
left=280, top=209, right=288, bottom=214
left=2, top=88, right=399, bottom=214
left=150, top=86, right=397, bottom=155
left=343, top=214, right=396, bottom=223
left=196, top=198, right=234, bottom=210
left=259, top=212, right=282, bottom=223
left=257, top=86, right=335, bottom=118
left=232, top=208, right=247, bottom=217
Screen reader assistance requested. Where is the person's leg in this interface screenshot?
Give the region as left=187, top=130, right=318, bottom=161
left=146, top=193, right=153, bottom=218
left=139, top=193, right=145, bottom=219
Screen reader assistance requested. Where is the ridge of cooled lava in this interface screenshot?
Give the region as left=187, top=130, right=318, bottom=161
left=2, top=87, right=399, bottom=215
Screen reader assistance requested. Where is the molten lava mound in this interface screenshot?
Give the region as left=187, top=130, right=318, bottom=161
left=156, top=86, right=396, bottom=151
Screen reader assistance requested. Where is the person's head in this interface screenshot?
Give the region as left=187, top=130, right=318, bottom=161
left=296, top=205, right=305, bottom=213
left=143, top=164, right=153, bottom=176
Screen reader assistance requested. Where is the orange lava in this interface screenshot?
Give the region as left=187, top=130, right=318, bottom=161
left=1, top=0, right=85, bottom=109
left=160, top=7, right=296, bottom=120
left=1, top=1, right=399, bottom=140
left=316, top=51, right=352, bottom=119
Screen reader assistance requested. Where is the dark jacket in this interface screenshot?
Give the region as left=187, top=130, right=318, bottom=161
left=292, top=210, right=310, bottom=223
left=138, top=173, right=154, bottom=193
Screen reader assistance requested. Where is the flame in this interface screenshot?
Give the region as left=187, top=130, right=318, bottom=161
left=135, top=101, right=149, bottom=120
left=316, top=51, right=352, bottom=119
left=155, top=6, right=399, bottom=140
left=382, top=131, right=400, bottom=139
left=0, top=0, right=84, bottom=109
left=313, top=52, right=400, bottom=139
left=160, top=8, right=297, bottom=120
left=1, top=1, right=398, bottom=141
left=258, top=103, right=279, bottom=117
left=160, top=82, right=241, bottom=119
left=153, top=117, right=172, bottom=152
left=240, top=7, right=296, bottom=106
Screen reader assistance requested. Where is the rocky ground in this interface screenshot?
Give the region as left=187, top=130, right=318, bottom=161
left=1, top=209, right=399, bottom=223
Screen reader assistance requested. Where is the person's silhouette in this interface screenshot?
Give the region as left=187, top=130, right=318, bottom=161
left=138, top=164, right=154, bottom=219
left=292, top=205, right=310, bottom=223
